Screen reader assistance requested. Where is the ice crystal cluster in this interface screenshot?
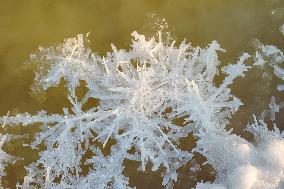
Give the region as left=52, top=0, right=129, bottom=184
left=0, top=27, right=283, bottom=189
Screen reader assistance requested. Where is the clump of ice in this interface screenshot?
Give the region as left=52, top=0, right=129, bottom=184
left=195, top=115, right=284, bottom=189
left=0, top=25, right=283, bottom=188
left=227, top=165, right=259, bottom=189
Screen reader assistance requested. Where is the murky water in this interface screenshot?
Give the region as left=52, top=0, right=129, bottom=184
left=0, top=0, right=284, bottom=188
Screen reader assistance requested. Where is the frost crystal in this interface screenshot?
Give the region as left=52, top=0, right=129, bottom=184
left=0, top=134, right=19, bottom=185
left=253, top=39, right=284, bottom=92
left=0, top=28, right=283, bottom=189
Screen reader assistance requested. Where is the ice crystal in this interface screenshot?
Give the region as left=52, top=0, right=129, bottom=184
left=0, top=134, right=19, bottom=185
left=253, top=38, right=284, bottom=93
left=0, top=27, right=283, bottom=189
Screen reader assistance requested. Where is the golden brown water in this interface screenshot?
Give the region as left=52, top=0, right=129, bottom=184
left=0, top=0, right=284, bottom=188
